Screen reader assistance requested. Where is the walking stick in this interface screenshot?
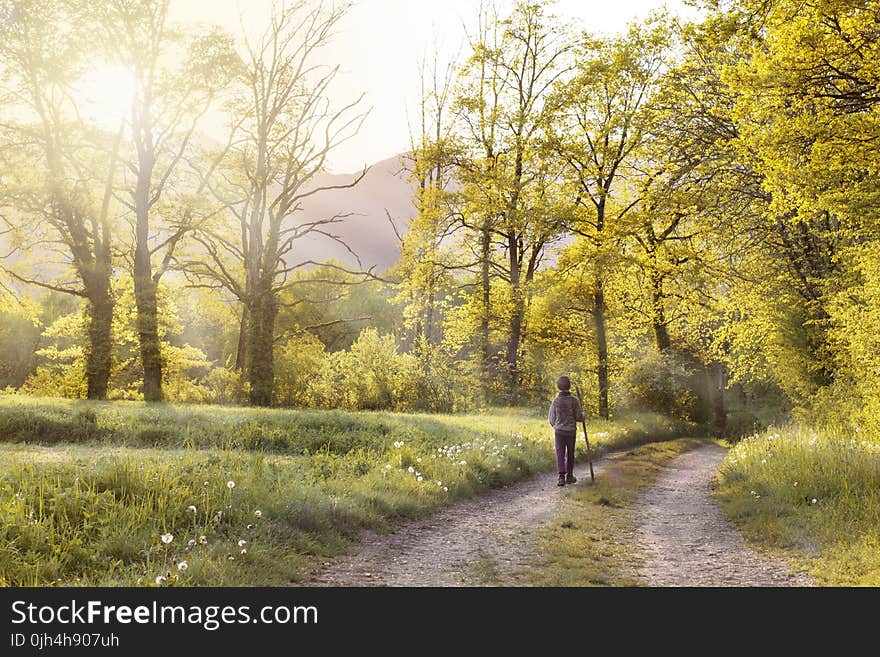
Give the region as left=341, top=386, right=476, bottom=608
left=574, top=384, right=595, bottom=482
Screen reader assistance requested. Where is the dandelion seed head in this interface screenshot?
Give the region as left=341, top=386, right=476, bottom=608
left=177, top=561, right=188, bottom=571
left=227, top=480, right=236, bottom=489
left=161, top=533, right=173, bottom=544
left=254, top=510, right=262, bottom=518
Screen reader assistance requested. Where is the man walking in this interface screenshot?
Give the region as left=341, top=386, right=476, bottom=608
left=548, top=375, right=585, bottom=486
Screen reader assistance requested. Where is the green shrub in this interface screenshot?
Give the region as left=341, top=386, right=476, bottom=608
left=618, top=350, right=704, bottom=421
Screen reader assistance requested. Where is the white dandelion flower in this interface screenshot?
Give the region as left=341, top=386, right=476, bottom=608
left=254, top=510, right=262, bottom=518
left=155, top=575, right=167, bottom=585
left=238, top=539, right=247, bottom=547
left=177, top=561, right=188, bottom=571
left=161, top=533, right=173, bottom=544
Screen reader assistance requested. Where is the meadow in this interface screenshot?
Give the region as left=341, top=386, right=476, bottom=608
left=715, top=426, right=880, bottom=586
left=0, top=395, right=695, bottom=586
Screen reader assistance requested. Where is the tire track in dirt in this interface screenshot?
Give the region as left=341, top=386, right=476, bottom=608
left=632, top=443, right=813, bottom=587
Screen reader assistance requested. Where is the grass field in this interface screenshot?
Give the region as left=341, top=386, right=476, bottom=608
left=715, top=425, right=880, bottom=586
left=0, top=395, right=697, bottom=586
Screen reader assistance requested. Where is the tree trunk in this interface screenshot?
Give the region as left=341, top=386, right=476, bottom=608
left=132, top=100, right=164, bottom=402
left=479, top=222, right=492, bottom=381
left=505, top=231, right=521, bottom=385
left=234, top=309, right=248, bottom=372
left=649, top=268, right=671, bottom=353
left=713, top=361, right=727, bottom=438
left=133, top=257, right=164, bottom=402
left=84, top=285, right=113, bottom=400
left=593, top=277, right=610, bottom=420
left=506, top=279, right=525, bottom=398
left=246, top=291, right=278, bottom=407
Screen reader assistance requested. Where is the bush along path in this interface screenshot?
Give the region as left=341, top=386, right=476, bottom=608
left=302, top=441, right=814, bottom=587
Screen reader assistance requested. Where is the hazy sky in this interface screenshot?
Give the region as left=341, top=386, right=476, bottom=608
left=168, top=0, right=694, bottom=173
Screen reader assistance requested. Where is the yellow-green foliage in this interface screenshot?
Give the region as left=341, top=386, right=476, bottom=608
left=721, top=0, right=880, bottom=418
left=20, top=277, right=214, bottom=403
left=826, top=244, right=880, bottom=434
left=716, top=425, right=880, bottom=586
left=273, top=333, right=327, bottom=407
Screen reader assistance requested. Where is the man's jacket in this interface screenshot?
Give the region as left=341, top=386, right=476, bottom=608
left=548, top=391, right=585, bottom=432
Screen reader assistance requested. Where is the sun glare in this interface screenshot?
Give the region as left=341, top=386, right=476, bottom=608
left=75, top=63, right=137, bottom=131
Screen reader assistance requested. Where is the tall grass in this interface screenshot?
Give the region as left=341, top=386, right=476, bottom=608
left=715, top=425, right=880, bottom=585
left=0, top=395, right=698, bottom=586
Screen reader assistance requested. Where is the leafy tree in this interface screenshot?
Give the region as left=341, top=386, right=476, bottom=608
left=448, top=1, right=570, bottom=397
left=89, top=0, right=238, bottom=401
left=184, top=0, right=369, bottom=406
left=0, top=0, right=117, bottom=399
left=394, top=48, right=459, bottom=359
left=549, top=16, right=671, bottom=417
left=721, top=0, right=880, bottom=417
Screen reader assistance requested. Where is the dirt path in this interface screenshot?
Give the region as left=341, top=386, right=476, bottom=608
left=632, top=443, right=812, bottom=586
left=301, top=443, right=813, bottom=587
left=301, top=459, right=600, bottom=586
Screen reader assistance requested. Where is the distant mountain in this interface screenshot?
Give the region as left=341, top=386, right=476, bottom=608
left=292, top=153, right=416, bottom=274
